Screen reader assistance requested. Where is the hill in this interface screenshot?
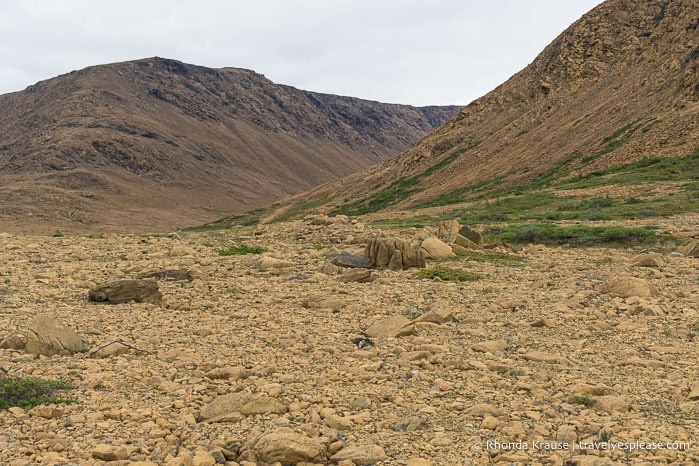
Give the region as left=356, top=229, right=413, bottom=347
left=0, top=57, right=459, bottom=234
left=266, top=0, right=697, bottom=223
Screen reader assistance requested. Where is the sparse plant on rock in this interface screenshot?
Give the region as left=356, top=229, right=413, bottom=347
left=574, top=394, right=596, bottom=408
left=217, top=243, right=267, bottom=256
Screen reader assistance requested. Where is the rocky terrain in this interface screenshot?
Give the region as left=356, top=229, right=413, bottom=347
left=273, top=0, right=698, bottom=219
left=0, top=57, right=458, bottom=235
left=1, top=213, right=697, bottom=465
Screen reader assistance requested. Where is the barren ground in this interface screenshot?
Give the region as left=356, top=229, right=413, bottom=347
left=1, top=214, right=697, bottom=465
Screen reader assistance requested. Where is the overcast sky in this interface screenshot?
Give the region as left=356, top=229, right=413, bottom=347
left=1, top=0, right=603, bottom=106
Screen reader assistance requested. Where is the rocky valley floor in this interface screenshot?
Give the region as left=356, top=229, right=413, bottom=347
left=0, top=214, right=698, bottom=466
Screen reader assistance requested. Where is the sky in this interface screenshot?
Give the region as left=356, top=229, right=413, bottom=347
left=0, top=0, right=604, bottom=107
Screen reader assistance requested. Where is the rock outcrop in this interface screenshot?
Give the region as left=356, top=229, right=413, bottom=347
left=365, top=237, right=426, bottom=270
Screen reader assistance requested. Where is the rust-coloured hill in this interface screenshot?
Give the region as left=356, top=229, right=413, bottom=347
left=0, top=57, right=459, bottom=234
left=272, top=0, right=697, bottom=220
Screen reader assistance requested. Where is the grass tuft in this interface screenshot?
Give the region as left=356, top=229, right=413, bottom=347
left=455, top=249, right=525, bottom=264
left=417, top=266, right=481, bottom=282
left=574, top=394, right=596, bottom=408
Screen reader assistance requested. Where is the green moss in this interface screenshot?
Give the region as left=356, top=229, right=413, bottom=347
left=0, top=375, right=74, bottom=410
left=417, top=266, right=481, bottom=282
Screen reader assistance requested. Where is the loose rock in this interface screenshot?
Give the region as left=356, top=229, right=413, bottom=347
left=330, top=445, right=388, bottom=465
left=596, top=276, right=658, bottom=298
left=677, top=239, right=699, bottom=257
left=364, top=315, right=415, bottom=338
left=26, top=314, right=84, bottom=356
left=92, top=444, right=129, bottom=461
left=238, top=429, right=326, bottom=465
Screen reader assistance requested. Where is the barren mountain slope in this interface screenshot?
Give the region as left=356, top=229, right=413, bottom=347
left=0, top=57, right=459, bottom=234
left=272, top=0, right=697, bottom=219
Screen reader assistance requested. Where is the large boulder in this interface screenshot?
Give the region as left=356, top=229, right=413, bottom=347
left=328, top=251, right=373, bottom=269
left=678, top=240, right=699, bottom=257
left=454, top=234, right=482, bottom=250
left=436, top=220, right=461, bottom=243
left=26, top=314, right=84, bottom=356
left=330, top=445, right=389, bottom=465
left=365, top=237, right=425, bottom=270
left=596, top=276, right=658, bottom=298
left=88, top=279, right=162, bottom=304
left=632, top=253, right=664, bottom=268
left=238, top=429, right=327, bottom=465
left=365, top=315, right=415, bottom=338
left=199, top=392, right=287, bottom=422
left=459, top=225, right=484, bottom=245
left=420, top=237, right=455, bottom=260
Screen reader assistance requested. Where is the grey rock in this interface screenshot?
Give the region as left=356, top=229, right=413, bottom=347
left=459, top=225, right=484, bottom=245
left=328, top=251, right=372, bottom=269
left=88, top=279, right=162, bottom=304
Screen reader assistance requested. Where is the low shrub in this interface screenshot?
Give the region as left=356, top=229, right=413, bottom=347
left=0, top=374, right=74, bottom=410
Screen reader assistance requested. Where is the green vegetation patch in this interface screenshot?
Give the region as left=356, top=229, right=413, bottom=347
left=559, top=146, right=699, bottom=190
left=332, top=175, right=424, bottom=216
left=416, top=122, right=692, bottom=211
left=455, top=249, right=525, bottom=264
left=0, top=374, right=74, bottom=410
left=573, top=394, right=596, bottom=408
left=417, top=266, right=481, bottom=282
left=367, top=214, right=439, bottom=230
left=484, top=223, right=659, bottom=246
left=183, top=207, right=269, bottom=233
left=579, top=118, right=647, bottom=165
left=270, top=199, right=327, bottom=223
left=217, top=243, right=267, bottom=256
left=333, top=141, right=480, bottom=216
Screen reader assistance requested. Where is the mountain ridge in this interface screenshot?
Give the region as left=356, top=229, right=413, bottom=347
left=0, top=57, right=459, bottom=233
left=268, top=0, right=697, bottom=220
